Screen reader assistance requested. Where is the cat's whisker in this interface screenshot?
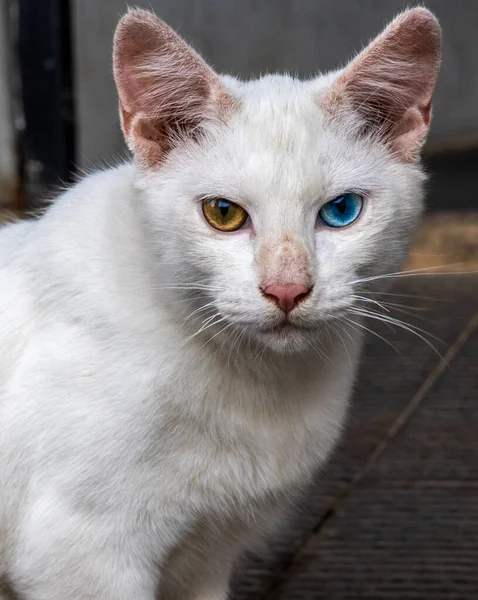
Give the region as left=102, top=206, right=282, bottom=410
left=342, top=316, right=402, bottom=356
left=350, top=306, right=443, bottom=343
left=152, top=314, right=230, bottom=396
left=257, top=344, right=269, bottom=369
left=305, top=336, right=332, bottom=365
left=352, top=294, right=390, bottom=313
left=334, top=321, right=360, bottom=353
left=350, top=264, right=477, bottom=286
left=177, top=314, right=228, bottom=350
left=178, top=306, right=216, bottom=334
left=152, top=284, right=226, bottom=292
left=365, top=300, right=428, bottom=312
left=201, top=312, right=222, bottom=327
left=329, top=323, right=352, bottom=366
left=226, top=326, right=245, bottom=368
left=250, top=342, right=262, bottom=364
left=181, top=300, right=217, bottom=327
left=237, top=328, right=252, bottom=359
left=359, top=290, right=445, bottom=302
left=375, top=304, right=438, bottom=324
left=197, top=322, right=236, bottom=353
left=353, top=298, right=435, bottom=323
left=170, top=295, right=209, bottom=305
left=227, top=329, right=241, bottom=366
left=349, top=307, right=446, bottom=363
left=251, top=339, right=267, bottom=365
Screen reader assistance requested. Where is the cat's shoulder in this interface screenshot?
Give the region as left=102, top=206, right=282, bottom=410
left=43, top=162, right=137, bottom=222
left=0, top=162, right=136, bottom=242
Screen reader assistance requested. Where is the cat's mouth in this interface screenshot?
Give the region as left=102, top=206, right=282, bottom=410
left=260, top=319, right=311, bottom=334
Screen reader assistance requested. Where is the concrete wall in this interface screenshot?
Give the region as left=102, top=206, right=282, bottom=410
left=0, top=2, right=16, bottom=205
left=73, top=0, right=478, bottom=168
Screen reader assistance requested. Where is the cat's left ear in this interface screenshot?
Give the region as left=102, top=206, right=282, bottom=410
left=113, top=10, right=233, bottom=169
left=325, top=8, right=441, bottom=162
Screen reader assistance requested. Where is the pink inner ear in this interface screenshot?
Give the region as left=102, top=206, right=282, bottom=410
left=113, top=9, right=233, bottom=168
left=392, top=106, right=431, bottom=162
left=327, top=8, right=441, bottom=162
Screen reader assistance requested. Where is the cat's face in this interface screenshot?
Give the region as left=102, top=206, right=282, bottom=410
left=138, top=79, right=424, bottom=352
left=114, top=9, right=440, bottom=353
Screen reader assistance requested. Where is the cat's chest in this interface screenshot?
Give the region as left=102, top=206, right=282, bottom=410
left=150, top=360, right=348, bottom=507
left=26, top=324, right=352, bottom=512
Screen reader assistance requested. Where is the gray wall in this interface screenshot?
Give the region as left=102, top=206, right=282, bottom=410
left=73, top=0, right=478, bottom=168
left=0, top=1, right=15, bottom=205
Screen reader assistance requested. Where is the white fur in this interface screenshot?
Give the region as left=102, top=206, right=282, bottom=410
left=0, top=21, right=430, bottom=600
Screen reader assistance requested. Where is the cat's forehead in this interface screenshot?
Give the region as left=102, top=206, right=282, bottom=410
left=215, top=73, right=379, bottom=174
left=222, top=73, right=335, bottom=102
left=224, top=75, right=329, bottom=141
left=197, top=75, right=386, bottom=204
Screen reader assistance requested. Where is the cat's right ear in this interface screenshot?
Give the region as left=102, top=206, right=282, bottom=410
left=113, top=10, right=233, bottom=169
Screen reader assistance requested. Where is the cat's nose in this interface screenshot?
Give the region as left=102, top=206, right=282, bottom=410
left=262, top=284, right=312, bottom=313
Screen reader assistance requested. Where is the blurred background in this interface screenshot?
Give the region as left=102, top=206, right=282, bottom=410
left=0, top=2, right=477, bottom=599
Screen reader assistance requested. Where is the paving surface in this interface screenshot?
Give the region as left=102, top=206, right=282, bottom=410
left=232, top=275, right=478, bottom=599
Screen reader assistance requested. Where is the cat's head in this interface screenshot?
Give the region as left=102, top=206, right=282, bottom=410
left=113, top=8, right=441, bottom=354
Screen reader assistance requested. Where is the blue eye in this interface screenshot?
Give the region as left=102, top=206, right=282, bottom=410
left=318, top=193, right=364, bottom=228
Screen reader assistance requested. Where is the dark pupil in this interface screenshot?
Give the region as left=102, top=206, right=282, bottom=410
left=334, top=198, right=347, bottom=214
left=217, top=201, right=230, bottom=218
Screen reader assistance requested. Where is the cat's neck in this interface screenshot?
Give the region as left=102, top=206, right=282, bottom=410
left=167, top=310, right=362, bottom=389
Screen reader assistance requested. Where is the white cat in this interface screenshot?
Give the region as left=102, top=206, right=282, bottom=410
left=0, top=8, right=440, bottom=599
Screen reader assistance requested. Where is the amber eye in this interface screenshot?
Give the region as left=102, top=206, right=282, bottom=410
left=202, top=198, right=248, bottom=232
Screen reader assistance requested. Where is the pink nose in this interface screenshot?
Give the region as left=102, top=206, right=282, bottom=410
left=262, top=284, right=311, bottom=313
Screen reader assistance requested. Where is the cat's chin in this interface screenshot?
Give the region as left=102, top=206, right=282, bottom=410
left=252, top=323, right=315, bottom=354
